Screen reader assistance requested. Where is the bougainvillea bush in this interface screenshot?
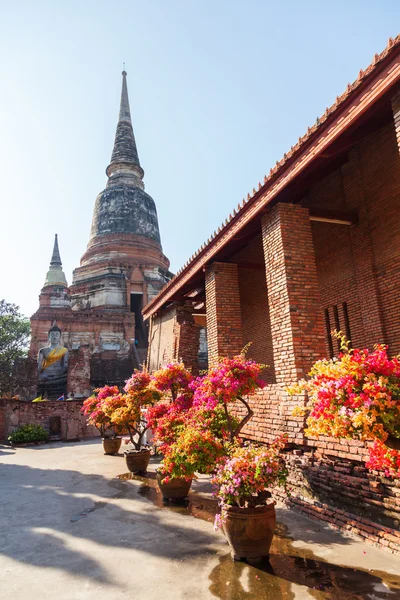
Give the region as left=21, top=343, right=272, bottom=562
left=160, top=426, right=225, bottom=482
left=146, top=394, right=193, bottom=451
left=191, top=355, right=265, bottom=442
left=291, top=333, right=400, bottom=478
left=81, top=385, right=120, bottom=438
left=147, top=355, right=267, bottom=480
left=212, top=436, right=288, bottom=529
left=152, top=363, right=193, bottom=401
left=104, top=372, right=162, bottom=450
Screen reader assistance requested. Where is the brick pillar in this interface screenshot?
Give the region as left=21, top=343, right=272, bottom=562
left=261, top=203, right=325, bottom=383
left=205, top=262, right=243, bottom=365
left=172, top=305, right=200, bottom=374
left=342, top=148, right=385, bottom=346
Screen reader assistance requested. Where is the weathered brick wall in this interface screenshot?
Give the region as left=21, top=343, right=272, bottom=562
left=0, top=399, right=99, bottom=443
left=67, top=346, right=91, bottom=397
left=147, top=305, right=201, bottom=373
left=173, top=306, right=201, bottom=375
left=205, top=262, right=243, bottom=363
left=233, top=386, right=306, bottom=444
left=232, top=386, right=400, bottom=554
left=231, top=235, right=275, bottom=383
left=147, top=306, right=176, bottom=371
left=11, top=358, right=38, bottom=400
left=90, top=355, right=134, bottom=388
left=261, top=204, right=326, bottom=383
left=304, top=119, right=400, bottom=354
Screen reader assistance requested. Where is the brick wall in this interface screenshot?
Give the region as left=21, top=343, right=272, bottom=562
left=232, top=386, right=400, bottom=554
left=67, top=346, right=91, bottom=397
left=232, top=234, right=275, bottom=382
left=261, top=204, right=326, bottom=383
left=205, top=262, right=243, bottom=364
left=11, top=358, right=38, bottom=400
left=172, top=306, right=201, bottom=375
left=0, top=398, right=99, bottom=443
left=146, top=305, right=201, bottom=373
left=304, top=119, right=400, bottom=355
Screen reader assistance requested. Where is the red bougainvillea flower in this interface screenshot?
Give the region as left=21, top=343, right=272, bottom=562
left=291, top=332, right=400, bottom=478
left=192, top=355, right=265, bottom=410
left=366, top=439, right=400, bottom=478
left=152, top=363, right=193, bottom=399
left=81, top=385, right=121, bottom=437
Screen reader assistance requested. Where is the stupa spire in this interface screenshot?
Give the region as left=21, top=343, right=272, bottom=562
left=50, top=234, right=62, bottom=267
left=44, top=234, right=68, bottom=288
left=106, top=70, right=143, bottom=179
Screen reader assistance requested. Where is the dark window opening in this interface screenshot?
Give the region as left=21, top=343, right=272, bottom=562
left=324, top=302, right=352, bottom=358
left=130, top=293, right=148, bottom=348
left=324, top=308, right=334, bottom=358
left=342, top=302, right=352, bottom=347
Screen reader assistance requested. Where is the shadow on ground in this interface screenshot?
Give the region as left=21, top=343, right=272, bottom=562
left=0, top=460, right=218, bottom=585
left=1, top=443, right=400, bottom=598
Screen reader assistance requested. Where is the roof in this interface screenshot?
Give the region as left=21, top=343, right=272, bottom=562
left=143, top=35, right=400, bottom=320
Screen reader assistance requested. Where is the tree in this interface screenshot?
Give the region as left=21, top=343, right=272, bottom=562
left=0, top=300, right=30, bottom=396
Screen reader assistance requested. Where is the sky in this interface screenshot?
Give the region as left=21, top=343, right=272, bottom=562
left=0, top=1, right=399, bottom=318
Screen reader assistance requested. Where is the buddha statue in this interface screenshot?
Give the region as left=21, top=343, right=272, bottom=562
left=37, top=324, right=69, bottom=398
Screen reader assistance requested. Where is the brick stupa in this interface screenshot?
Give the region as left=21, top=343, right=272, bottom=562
left=28, top=71, right=171, bottom=398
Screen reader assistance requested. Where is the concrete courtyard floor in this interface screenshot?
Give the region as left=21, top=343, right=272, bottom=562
left=1, top=441, right=400, bottom=600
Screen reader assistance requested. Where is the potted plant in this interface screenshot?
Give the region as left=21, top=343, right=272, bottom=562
left=106, top=372, right=161, bottom=473
left=147, top=363, right=194, bottom=456
left=81, top=385, right=122, bottom=455
left=152, top=362, right=193, bottom=402
left=212, top=436, right=288, bottom=561
left=157, top=425, right=225, bottom=500
left=291, top=332, right=400, bottom=478
left=191, top=354, right=266, bottom=443
left=150, top=355, right=265, bottom=498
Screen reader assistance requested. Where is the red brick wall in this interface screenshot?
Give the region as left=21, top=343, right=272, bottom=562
left=232, top=386, right=400, bottom=554
left=261, top=204, right=326, bottom=383
left=305, top=120, right=400, bottom=355
left=173, top=306, right=201, bottom=375
left=0, top=398, right=99, bottom=443
left=205, top=262, right=243, bottom=364
left=231, top=234, right=275, bottom=382
left=67, top=346, right=91, bottom=397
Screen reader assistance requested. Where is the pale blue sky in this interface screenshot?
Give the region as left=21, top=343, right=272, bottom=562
left=0, top=1, right=398, bottom=318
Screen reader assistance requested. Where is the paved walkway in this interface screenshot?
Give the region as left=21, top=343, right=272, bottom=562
left=1, top=440, right=400, bottom=599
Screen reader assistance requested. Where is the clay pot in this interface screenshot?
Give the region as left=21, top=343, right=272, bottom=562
left=156, top=471, right=192, bottom=499
left=221, top=502, right=276, bottom=560
left=124, top=449, right=151, bottom=473
left=102, top=437, right=122, bottom=455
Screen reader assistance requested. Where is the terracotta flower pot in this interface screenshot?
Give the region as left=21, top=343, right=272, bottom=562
left=221, top=502, right=276, bottom=560
left=124, top=449, right=151, bottom=473
left=156, top=471, right=192, bottom=499
left=102, top=437, right=122, bottom=455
